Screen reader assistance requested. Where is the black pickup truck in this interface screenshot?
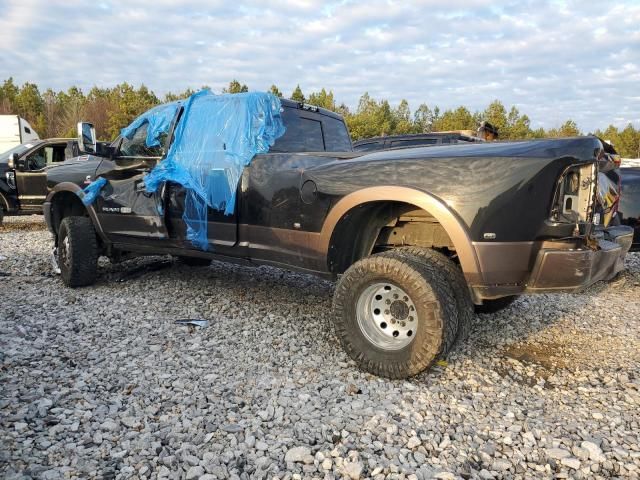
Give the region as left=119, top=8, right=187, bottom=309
left=0, top=138, right=79, bottom=224
left=43, top=92, right=633, bottom=378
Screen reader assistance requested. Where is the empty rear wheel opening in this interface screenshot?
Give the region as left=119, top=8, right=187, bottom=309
left=328, top=203, right=458, bottom=275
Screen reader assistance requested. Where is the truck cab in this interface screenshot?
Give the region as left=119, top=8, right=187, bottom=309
left=0, top=138, right=79, bottom=223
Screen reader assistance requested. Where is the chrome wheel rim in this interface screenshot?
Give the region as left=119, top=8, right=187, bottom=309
left=356, top=282, right=417, bottom=351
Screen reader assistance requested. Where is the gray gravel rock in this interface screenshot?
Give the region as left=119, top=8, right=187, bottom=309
left=547, top=447, right=571, bottom=460
left=1, top=216, right=639, bottom=479
left=560, top=457, right=581, bottom=470
left=581, top=440, right=606, bottom=462
left=285, top=446, right=311, bottom=463
left=341, top=459, right=363, bottom=479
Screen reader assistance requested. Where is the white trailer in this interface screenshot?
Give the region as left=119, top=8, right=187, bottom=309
left=0, top=115, right=40, bottom=154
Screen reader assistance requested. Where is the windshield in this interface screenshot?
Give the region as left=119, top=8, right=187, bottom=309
left=0, top=143, right=35, bottom=162
left=118, top=101, right=181, bottom=158
left=119, top=122, right=166, bottom=157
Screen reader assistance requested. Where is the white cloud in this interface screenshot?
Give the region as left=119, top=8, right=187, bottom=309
left=0, top=0, right=638, bottom=131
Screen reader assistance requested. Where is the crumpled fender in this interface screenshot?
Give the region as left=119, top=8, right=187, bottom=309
left=44, top=182, right=107, bottom=243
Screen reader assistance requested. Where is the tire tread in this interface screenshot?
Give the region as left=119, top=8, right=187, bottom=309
left=332, top=254, right=453, bottom=378
left=58, top=216, right=98, bottom=287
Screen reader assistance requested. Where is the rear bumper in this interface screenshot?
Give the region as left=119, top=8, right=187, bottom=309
left=527, top=225, right=632, bottom=291
left=472, top=225, right=633, bottom=300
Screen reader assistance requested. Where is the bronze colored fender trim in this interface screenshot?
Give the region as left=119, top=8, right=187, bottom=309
left=319, top=186, right=481, bottom=280
left=45, top=182, right=108, bottom=243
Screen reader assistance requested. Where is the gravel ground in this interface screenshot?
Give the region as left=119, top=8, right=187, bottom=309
left=1, top=215, right=639, bottom=480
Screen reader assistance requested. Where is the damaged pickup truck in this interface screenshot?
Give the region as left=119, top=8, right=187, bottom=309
left=43, top=91, right=633, bottom=378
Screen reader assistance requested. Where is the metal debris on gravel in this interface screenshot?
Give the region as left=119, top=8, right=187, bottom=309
left=175, top=320, right=210, bottom=328
left=1, top=215, right=639, bottom=480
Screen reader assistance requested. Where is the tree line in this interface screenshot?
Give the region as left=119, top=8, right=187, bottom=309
left=1, top=77, right=639, bottom=158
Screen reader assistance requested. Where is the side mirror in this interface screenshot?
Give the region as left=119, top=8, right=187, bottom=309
left=7, top=152, right=16, bottom=169
left=8, top=153, right=26, bottom=170
left=77, top=122, right=97, bottom=154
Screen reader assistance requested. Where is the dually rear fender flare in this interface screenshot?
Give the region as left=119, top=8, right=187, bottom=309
left=319, top=186, right=482, bottom=283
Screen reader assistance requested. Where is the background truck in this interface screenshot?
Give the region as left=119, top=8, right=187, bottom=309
left=0, top=115, right=40, bottom=153
left=43, top=92, right=633, bottom=378
left=353, top=132, right=484, bottom=152
left=0, top=138, right=79, bottom=224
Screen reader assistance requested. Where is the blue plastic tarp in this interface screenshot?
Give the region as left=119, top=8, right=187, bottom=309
left=143, top=90, right=285, bottom=250
left=120, top=102, right=181, bottom=147
left=80, top=177, right=108, bottom=206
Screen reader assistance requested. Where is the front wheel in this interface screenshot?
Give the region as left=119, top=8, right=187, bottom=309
left=332, top=254, right=456, bottom=378
left=58, top=216, right=98, bottom=287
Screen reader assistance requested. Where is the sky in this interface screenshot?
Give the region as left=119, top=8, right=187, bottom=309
left=0, top=0, right=638, bottom=132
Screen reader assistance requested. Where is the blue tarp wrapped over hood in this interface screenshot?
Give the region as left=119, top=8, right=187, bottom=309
left=143, top=90, right=285, bottom=250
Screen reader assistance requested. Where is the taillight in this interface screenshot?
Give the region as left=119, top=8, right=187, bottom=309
left=552, top=163, right=597, bottom=224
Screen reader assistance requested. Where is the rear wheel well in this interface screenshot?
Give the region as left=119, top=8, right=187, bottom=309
left=327, top=201, right=456, bottom=274
left=49, top=191, right=91, bottom=236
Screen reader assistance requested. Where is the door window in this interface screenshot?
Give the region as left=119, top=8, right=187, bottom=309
left=26, top=147, right=48, bottom=170
left=26, top=145, right=67, bottom=170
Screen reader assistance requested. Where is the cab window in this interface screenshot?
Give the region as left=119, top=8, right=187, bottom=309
left=323, top=117, right=352, bottom=151
left=26, top=145, right=67, bottom=170
left=260, top=106, right=353, bottom=153
left=270, top=108, right=325, bottom=152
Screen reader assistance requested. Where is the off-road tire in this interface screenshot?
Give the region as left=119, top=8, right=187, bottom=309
left=475, top=295, right=518, bottom=314
left=332, top=253, right=457, bottom=379
left=58, top=216, right=98, bottom=287
left=391, top=246, right=475, bottom=347
left=177, top=256, right=211, bottom=267
left=0, top=206, right=4, bottom=226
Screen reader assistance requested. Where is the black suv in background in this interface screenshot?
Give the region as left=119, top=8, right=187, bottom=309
left=0, top=138, right=79, bottom=224
left=353, top=132, right=484, bottom=152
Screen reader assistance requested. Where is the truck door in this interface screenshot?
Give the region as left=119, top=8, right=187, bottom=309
left=93, top=169, right=170, bottom=241
left=240, top=105, right=353, bottom=269
left=15, top=142, right=68, bottom=210
left=165, top=179, right=238, bottom=251
left=92, top=125, right=171, bottom=243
